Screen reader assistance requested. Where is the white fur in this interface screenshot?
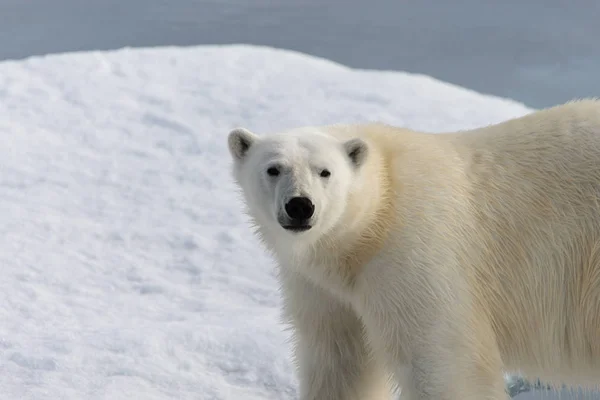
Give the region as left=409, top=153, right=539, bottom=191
left=227, top=99, right=600, bottom=399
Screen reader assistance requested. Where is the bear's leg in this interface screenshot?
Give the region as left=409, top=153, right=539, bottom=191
left=279, top=270, right=392, bottom=400
left=399, top=320, right=509, bottom=400
left=405, top=353, right=508, bottom=400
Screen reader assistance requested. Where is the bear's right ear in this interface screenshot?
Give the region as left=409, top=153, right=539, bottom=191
left=228, top=128, right=259, bottom=161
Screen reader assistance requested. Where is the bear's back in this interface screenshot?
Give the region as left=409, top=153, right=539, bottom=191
left=450, top=99, right=600, bottom=383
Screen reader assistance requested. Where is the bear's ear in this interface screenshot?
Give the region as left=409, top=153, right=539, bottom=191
left=343, top=138, right=368, bottom=168
left=228, top=128, right=259, bottom=161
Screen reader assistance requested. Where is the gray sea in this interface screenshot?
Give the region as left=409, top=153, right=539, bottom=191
left=1, top=0, right=599, bottom=108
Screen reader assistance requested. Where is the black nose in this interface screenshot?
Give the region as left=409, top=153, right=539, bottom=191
left=285, top=197, right=315, bottom=221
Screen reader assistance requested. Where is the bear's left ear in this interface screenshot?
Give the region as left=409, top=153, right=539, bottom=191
left=343, top=138, right=368, bottom=168
left=228, top=128, right=259, bottom=161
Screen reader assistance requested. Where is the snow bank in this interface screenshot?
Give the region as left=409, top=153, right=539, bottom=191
left=0, top=44, right=534, bottom=399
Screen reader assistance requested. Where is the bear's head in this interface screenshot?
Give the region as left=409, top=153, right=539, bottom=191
left=227, top=126, right=369, bottom=245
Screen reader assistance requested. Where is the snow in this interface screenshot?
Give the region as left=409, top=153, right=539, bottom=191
left=0, top=43, right=572, bottom=399
left=517, top=389, right=600, bottom=400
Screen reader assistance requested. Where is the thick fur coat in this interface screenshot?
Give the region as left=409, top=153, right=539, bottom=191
left=227, top=99, right=600, bottom=399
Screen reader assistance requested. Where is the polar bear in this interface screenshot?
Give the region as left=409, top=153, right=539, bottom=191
left=226, top=99, right=600, bottom=400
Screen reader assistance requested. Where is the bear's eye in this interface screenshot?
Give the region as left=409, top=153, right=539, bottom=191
left=320, top=169, right=331, bottom=178
left=267, top=167, right=280, bottom=177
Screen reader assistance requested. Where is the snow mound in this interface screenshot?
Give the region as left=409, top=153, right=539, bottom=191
left=0, top=45, right=533, bottom=399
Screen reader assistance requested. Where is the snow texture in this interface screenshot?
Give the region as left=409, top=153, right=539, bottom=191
left=0, top=44, right=550, bottom=399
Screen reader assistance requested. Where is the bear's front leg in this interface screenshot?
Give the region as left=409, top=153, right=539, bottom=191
left=361, top=290, right=508, bottom=400
left=279, top=269, right=392, bottom=400
left=405, top=340, right=509, bottom=400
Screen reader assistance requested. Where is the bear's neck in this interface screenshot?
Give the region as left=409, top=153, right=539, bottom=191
left=328, top=166, right=395, bottom=288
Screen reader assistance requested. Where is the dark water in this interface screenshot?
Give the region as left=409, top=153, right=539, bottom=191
left=1, top=0, right=599, bottom=108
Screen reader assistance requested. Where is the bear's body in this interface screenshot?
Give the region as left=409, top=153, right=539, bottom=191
left=227, top=99, right=600, bottom=400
